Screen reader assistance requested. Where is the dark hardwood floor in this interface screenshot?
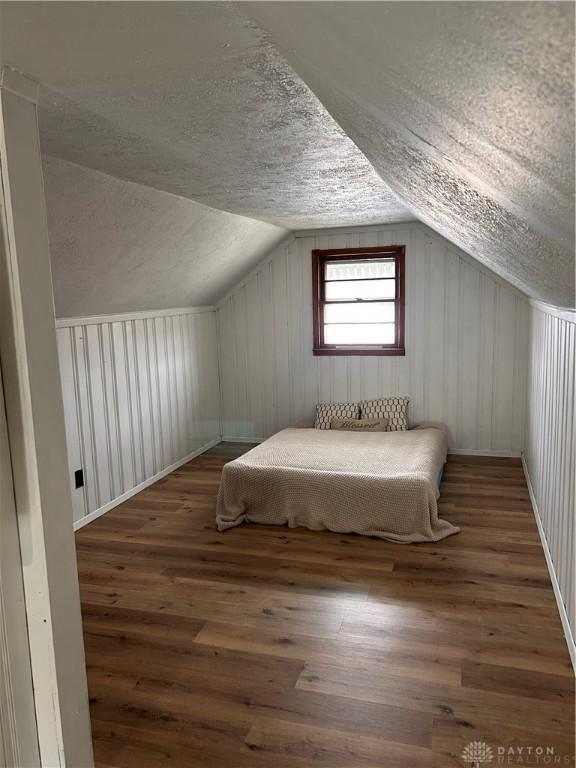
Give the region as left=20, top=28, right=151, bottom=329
left=75, top=444, right=575, bottom=768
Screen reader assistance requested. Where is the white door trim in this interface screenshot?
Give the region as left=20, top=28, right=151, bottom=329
left=0, top=66, right=93, bottom=767
left=0, top=364, right=40, bottom=767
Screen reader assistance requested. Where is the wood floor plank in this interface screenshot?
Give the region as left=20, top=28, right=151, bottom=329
left=80, top=586, right=346, bottom=639
left=296, top=661, right=574, bottom=732
left=243, top=719, right=433, bottom=768
left=134, top=671, right=434, bottom=748
left=461, top=661, right=575, bottom=701
left=75, top=443, right=575, bottom=768
left=83, top=630, right=305, bottom=688
left=194, top=621, right=462, bottom=685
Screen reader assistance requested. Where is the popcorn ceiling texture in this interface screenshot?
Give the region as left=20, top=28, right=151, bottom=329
left=2, top=1, right=574, bottom=309
left=1, top=2, right=411, bottom=230
left=42, top=156, right=286, bottom=317
left=246, top=1, right=575, bottom=307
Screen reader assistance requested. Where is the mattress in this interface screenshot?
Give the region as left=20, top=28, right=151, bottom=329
left=216, top=425, right=459, bottom=543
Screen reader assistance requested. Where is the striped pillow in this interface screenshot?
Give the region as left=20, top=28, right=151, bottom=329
left=314, top=401, right=360, bottom=430
left=360, top=397, right=409, bottom=431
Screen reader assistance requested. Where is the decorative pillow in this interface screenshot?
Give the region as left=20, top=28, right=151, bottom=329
left=360, top=397, right=409, bottom=431
left=315, top=401, right=360, bottom=429
left=330, top=417, right=389, bottom=432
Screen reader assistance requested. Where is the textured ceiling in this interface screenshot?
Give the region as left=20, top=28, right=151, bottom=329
left=43, top=155, right=286, bottom=317
left=246, top=1, right=575, bottom=307
left=2, top=1, right=574, bottom=309
left=1, top=1, right=411, bottom=230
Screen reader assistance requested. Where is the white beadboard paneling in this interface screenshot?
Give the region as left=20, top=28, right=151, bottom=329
left=73, top=324, right=99, bottom=512
left=196, top=309, right=221, bottom=446
left=57, top=307, right=221, bottom=526
left=56, top=329, right=87, bottom=523
left=217, top=223, right=529, bottom=453
left=524, top=302, right=575, bottom=664
left=111, top=320, right=136, bottom=491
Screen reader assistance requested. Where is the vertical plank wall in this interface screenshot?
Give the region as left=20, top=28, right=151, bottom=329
left=217, top=223, right=529, bottom=453
left=56, top=308, right=220, bottom=528
left=524, top=302, right=575, bottom=660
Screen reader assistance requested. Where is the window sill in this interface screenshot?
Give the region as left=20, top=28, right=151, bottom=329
left=313, top=347, right=405, bottom=357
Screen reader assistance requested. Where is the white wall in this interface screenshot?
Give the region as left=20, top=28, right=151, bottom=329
left=217, top=223, right=529, bottom=453
left=57, top=307, right=220, bottom=528
left=524, top=301, right=575, bottom=663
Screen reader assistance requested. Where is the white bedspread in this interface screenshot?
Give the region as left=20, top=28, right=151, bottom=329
left=216, top=426, right=459, bottom=543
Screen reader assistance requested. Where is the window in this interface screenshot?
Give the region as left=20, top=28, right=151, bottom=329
left=312, top=246, right=405, bottom=356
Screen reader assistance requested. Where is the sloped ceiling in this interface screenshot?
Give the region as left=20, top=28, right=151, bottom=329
left=0, top=1, right=411, bottom=230
left=43, top=155, right=286, bottom=317
left=245, top=1, right=575, bottom=307
left=1, top=1, right=574, bottom=310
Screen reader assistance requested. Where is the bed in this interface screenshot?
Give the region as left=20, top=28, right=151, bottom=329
left=216, top=425, right=459, bottom=543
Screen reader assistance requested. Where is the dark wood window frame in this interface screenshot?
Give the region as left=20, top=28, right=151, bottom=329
left=312, top=245, right=405, bottom=356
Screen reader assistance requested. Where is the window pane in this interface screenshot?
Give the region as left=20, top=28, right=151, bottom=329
left=324, top=323, right=396, bottom=345
left=325, top=279, right=396, bottom=300
left=324, top=302, right=396, bottom=324
left=325, top=259, right=395, bottom=280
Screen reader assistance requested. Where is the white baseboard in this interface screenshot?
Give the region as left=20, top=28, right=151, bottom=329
left=448, top=448, right=521, bottom=458
left=522, top=454, right=576, bottom=670
left=221, top=436, right=264, bottom=444
left=73, top=438, right=221, bottom=531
